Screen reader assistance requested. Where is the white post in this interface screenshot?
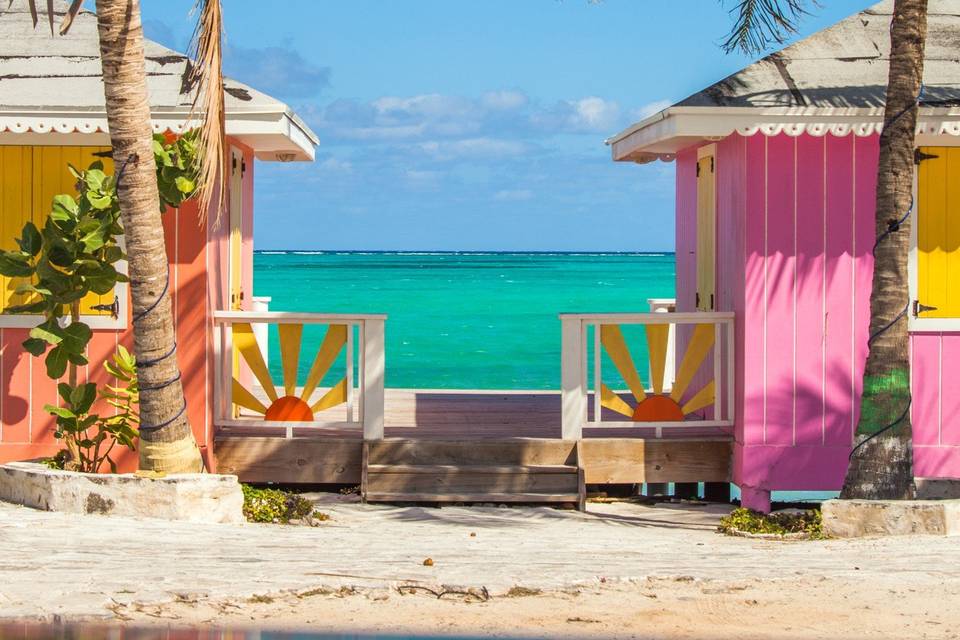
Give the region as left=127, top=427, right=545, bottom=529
left=561, top=317, right=585, bottom=441
left=361, top=319, right=385, bottom=440
left=346, top=323, right=354, bottom=422
left=213, top=323, right=223, bottom=425
left=251, top=296, right=271, bottom=368
left=714, top=321, right=723, bottom=422
left=648, top=298, right=676, bottom=391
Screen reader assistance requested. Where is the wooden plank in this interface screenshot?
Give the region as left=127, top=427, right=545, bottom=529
left=215, top=436, right=361, bottom=484
left=366, top=464, right=577, bottom=474
left=364, top=492, right=580, bottom=504
left=580, top=438, right=731, bottom=484
left=366, top=439, right=578, bottom=466
left=365, top=470, right=579, bottom=494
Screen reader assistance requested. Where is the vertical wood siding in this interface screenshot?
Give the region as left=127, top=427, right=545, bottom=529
left=0, top=139, right=254, bottom=470
left=680, top=132, right=888, bottom=492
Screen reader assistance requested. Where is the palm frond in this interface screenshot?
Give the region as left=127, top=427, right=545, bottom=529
left=721, top=0, right=813, bottom=55
left=5, top=0, right=83, bottom=35
left=186, top=0, right=227, bottom=224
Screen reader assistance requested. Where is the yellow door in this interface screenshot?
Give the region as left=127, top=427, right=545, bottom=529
left=696, top=154, right=716, bottom=311
left=0, top=146, right=116, bottom=317
left=917, top=146, right=960, bottom=318
left=228, top=147, right=244, bottom=311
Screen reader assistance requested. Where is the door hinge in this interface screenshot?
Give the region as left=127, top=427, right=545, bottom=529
left=913, top=300, right=939, bottom=316
left=241, top=159, right=247, bottom=175
left=914, top=149, right=939, bottom=165
left=232, top=156, right=237, bottom=173
left=710, top=157, right=714, bottom=173
left=91, top=297, right=120, bottom=319
left=695, top=292, right=700, bottom=308
left=696, top=163, right=700, bottom=177
left=710, top=293, right=714, bottom=310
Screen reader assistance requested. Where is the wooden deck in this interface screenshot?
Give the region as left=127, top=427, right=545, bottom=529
left=215, top=389, right=733, bottom=496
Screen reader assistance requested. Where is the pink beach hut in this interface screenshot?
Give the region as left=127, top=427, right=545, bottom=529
left=606, top=0, right=960, bottom=511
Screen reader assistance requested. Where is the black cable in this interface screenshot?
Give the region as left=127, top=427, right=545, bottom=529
left=849, top=398, right=911, bottom=460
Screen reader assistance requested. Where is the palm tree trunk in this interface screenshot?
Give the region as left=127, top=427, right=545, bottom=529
left=95, top=0, right=202, bottom=473
left=842, top=0, right=928, bottom=499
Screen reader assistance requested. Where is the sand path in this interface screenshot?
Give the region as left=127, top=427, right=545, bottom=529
left=1, top=497, right=958, bottom=638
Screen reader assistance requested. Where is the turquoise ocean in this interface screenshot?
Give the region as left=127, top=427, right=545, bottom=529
left=254, top=251, right=675, bottom=390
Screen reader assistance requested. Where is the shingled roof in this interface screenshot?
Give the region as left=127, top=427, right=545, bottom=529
left=609, top=0, right=960, bottom=163
left=0, top=0, right=317, bottom=161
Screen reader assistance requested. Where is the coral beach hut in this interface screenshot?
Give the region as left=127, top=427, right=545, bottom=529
left=607, top=0, right=960, bottom=509
left=0, top=0, right=317, bottom=470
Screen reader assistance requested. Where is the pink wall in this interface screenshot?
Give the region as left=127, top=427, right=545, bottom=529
left=911, top=332, right=960, bottom=478
left=679, top=131, right=960, bottom=502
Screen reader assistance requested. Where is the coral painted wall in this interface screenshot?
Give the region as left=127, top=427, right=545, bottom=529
left=0, top=138, right=255, bottom=471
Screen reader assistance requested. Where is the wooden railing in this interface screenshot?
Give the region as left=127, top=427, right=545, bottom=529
left=213, top=311, right=385, bottom=439
left=559, top=311, right=735, bottom=439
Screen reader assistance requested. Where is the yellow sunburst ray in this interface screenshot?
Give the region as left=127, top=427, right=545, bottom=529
left=670, top=323, right=715, bottom=403
left=645, top=323, right=670, bottom=394
left=600, top=324, right=646, bottom=402
left=278, top=323, right=303, bottom=396
left=300, top=324, right=348, bottom=403
left=681, top=380, right=715, bottom=415
left=311, top=377, right=348, bottom=413
left=233, top=322, right=278, bottom=402
left=600, top=383, right=634, bottom=418
left=232, top=378, right=268, bottom=415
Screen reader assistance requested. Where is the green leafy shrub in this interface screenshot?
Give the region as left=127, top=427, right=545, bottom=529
left=242, top=485, right=326, bottom=524
left=718, top=507, right=824, bottom=539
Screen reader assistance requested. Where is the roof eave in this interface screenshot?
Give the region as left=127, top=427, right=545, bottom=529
left=0, top=106, right=319, bottom=162
left=607, top=106, right=960, bottom=163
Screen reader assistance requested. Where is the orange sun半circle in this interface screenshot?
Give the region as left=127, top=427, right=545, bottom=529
left=632, top=395, right=685, bottom=422
left=264, top=395, right=315, bottom=422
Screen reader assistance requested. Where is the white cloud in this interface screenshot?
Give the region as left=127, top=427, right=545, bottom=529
left=494, top=189, right=534, bottom=201
left=419, top=137, right=530, bottom=160
left=481, top=90, right=528, bottom=111
left=568, top=97, right=621, bottom=132
left=630, top=99, right=673, bottom=121
left=318, top=157, right=353, bottom=172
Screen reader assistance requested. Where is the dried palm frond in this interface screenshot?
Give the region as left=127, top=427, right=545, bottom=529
left=185, top=0, right=227, bottom=224
left=8, top=0, right=82, bottom=34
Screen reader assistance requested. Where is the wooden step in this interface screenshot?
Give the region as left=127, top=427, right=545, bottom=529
left=366, top=464, right=578, bottom=474
left=365, top=469, right=579, bottom=494
left=363, top=492, right=581, bottom=504
left=366, top=438, right=578, bottom=466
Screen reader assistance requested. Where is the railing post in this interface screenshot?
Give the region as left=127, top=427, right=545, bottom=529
left=561, top=317, right=585, bottom=440
left=361, top=318, right=385, bottom=440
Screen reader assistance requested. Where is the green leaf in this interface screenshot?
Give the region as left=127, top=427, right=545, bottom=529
left=174, top=175, right=196, bottom=194
left=70, top=382, right=97, bottom=415
left=57, top=382, right=73, bottom=405
left=66, top=351, right=88, bottom=366
left=0, top=253, right=35, bottom=278
left=16, top=222, right=42, bottom=257
left=61, top=322, right=92, bottom=355
left=88, top=192, right=112, bottom=210
left=45, top=346, right=69, bottom=379
left=51, top=194, right=79, bottom=219
left=6, top=300, right=48, bottom=315
left=23, top=337, right=48, bottom=357
left=29, top=323, right=64, bottom=346
left=84, top=169, right=106, bottom=191
left=44, top=404, right=76, bottom=419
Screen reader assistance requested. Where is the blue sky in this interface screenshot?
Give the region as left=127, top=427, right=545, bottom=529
left=140, top=0, right=871, bottom=251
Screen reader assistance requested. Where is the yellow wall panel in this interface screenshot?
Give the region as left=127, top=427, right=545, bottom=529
left=0, top=145, right=115, bottom=316
left=917, top=146, right=960, bottom=318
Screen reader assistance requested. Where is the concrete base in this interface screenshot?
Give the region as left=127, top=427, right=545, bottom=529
left=0, top=462, right=244, bottom=524
left=822, top=498, right=960, bottom=538
left=915, top=478, right=960, bottom=500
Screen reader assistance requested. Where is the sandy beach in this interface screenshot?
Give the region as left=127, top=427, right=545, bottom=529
left=2, top=497, right=959, bottom=638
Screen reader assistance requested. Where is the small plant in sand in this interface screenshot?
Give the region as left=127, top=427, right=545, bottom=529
left=242, top=484, right=329, bottom=524
left=718, top=507, right=824, bottom=539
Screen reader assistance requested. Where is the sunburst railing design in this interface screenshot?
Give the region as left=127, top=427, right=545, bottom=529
left=213, top=311, right=386, bottom=439
left=559, top=312, right=735, bottom=439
